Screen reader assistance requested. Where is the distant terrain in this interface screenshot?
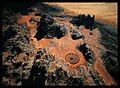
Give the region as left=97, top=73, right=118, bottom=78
left=48, top=3, right=117, bottom=27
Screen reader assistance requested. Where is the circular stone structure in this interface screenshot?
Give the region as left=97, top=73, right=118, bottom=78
left=65, top=53, right=80, bottom=64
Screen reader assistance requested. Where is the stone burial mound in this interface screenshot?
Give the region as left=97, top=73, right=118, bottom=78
left=65, top=53, right=80, bottom=64
left=70, top=14, right=95, bottom=32
left=34, top=14, right=67, bottom=41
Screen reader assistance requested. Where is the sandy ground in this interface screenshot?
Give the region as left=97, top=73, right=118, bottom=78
left=47, top=3, right=117, bottom=27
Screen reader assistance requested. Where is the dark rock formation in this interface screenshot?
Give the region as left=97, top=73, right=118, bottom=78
left=2, top=26, right=36, bottom=86
left=101, top=51, right=118, bottom=82
left=22, top=63, right=47, bottom=86
left=53, top=24, right=67, bottom=39
left=76, top=43, right=95, bottom=63
left=93, top=20, right=118, bottom=83
left=34, top=14, right=67, bottom=40
left=3, top=26, right=18, bottom=41
left=89, top=70, right=105, bottom=85
left=85, top=14, right=95, bottom=31
left=46, top=67, right=69, bottom=86
left=71, top=30, right=83, bottom=40
left=34, top=14, right=54, bottom=40
left=67, top=76, right=84, bottom=86
left=70, top=14, right=95, bottom=31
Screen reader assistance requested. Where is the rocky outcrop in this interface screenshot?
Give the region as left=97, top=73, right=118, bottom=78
left=70, top=30, right=84, bottom=40
left=2, top=26, right=36, bottom=86
left=70, top=14, right=95, bottom=31
left=76, top=43, right=95, bottom=64
left=34, top=14, right=67, bottom=40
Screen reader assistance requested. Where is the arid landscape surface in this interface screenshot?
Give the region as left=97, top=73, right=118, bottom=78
left=2, top=2, right=118, bottom=86
left=48, top=3, right=117, bottom=26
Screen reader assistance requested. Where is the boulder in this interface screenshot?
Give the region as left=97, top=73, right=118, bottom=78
left=71, top=30, right=83, bottom=40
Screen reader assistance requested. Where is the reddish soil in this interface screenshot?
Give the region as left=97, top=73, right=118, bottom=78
left=18, top=9, right=115, bottom=85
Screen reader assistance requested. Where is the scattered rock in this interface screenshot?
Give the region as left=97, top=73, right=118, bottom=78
left=71, top=30, right=83, bottom=40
